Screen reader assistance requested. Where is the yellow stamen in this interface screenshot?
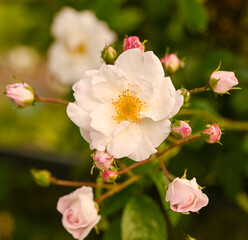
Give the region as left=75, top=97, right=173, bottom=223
left=112, top=89, right=146, bottom=123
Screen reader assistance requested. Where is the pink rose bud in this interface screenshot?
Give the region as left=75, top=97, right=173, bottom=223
left=6, top=82, right=35, bottom=108
left=166, top=177, right=209, bottom=214
left=101, top=170, right=118, bottom=182
left=161, top=54, right=180, bottom=75
left=201, top=124, right=222, bottom=144
left=101, top=45, right=117, bottom=64
left=93, top=151, right=114, bottom=170
left=209, top=71, right=238, bottom=94
left=171, top=121, right=192, bottom=139
left=57, top=186, right=101, bottom=240
left=123, top=36, right=145, bottom=52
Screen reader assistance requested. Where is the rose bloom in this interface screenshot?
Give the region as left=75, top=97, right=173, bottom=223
left=67, top=49, right=183, bottom=161
left=166, top=177, right=209, bottom=214
left=6, top=82, right=35, bottom=108
left=48, top=7, right=116, bottom=85
left=57, top=186, right=100, bottom=240
left=209, top=71, right=238, bottom=94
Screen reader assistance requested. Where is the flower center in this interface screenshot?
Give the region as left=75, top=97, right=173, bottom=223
left=112, top=89, right=145, bottom=123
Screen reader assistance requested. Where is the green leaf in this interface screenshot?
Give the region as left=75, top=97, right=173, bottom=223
left=121, top=195, right=167, bottom=240
left=178, top=0, right=208, bottom=32
left=103, top=217, right=121, bottom=240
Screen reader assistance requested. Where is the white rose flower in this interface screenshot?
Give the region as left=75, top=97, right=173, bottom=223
left=48, top=7, right=117, bottom=85
left=67, top=49, right=184, bottom=161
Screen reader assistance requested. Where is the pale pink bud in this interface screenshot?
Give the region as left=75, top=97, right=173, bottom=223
left=165, top=177, right=209, bottom=214
left=93, top=151, right=114, bottom=170
left=57, top=186, right=101, bottom=240
left=123, top=36, right=144, bottom=52
left=161, top=54, right=180, bottom=75
left=101, top=170, right=118, bottom=182
left=209, top=71, right=238, bottom=94
left=201, top=124, right=222, bottom=143
left=172, top=121, right=192, bottom=139
left=6, top=82, right=35, bottom=108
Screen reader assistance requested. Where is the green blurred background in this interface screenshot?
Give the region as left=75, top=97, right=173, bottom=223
left=1, top=0, right=248, bottom=239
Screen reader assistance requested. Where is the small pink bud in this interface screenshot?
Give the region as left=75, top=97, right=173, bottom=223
left=93, top=151, right=114, bottom=170
left=101, top=170, right=118, bottom=182
left=172, top=121, right=192, bottom=139
left=123, top=36, right=145, bottom=52
left=6, top=82, right=35, bottom=108
left=161, top=54, right=180, bottom=75
left=201, top=124, right=222, bottom=143
left=209, top=71, right=238, bottom=94
left=101, top=45, right=117, bottom=64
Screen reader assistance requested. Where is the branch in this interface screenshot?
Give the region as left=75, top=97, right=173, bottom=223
left=36, top=96, right=70, bottom=105
left=96, top=175, right=140, bottom=203
left=189, top=83, right=209, bottom=95
left=159, top=158, right=174, bottom=182
left=50, top=177, right=114, bottom=189
left=118, top=134, right=202, bottom=175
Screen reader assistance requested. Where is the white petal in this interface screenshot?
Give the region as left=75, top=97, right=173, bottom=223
left=73, top=76, right=101, bottom=113
left=115, top=49, right=164, bottom=88
left=79, top=128, right=91, bottom=144
left=90, top=103, right=117, bottom=136
left=90, top=131, right=111, bottom=151
left=168, top=90, right=184, bottom=118
left=92, top=64, right=128, bottom=103
left=140, top=118, right=171, bottom=148
left=107, top=123, right=143, bottom=158
left=79, top=216, right=101, bottom=240
left=127, top=136, right=157, bottom=161
left=67, top=103, right=91, bottom=129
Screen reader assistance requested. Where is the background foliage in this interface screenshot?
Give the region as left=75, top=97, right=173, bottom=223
left=0, top=0, right=248, bottom=239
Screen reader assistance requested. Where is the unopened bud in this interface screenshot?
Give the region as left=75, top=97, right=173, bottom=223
left=31, top=169, right=51, bottom=187
left=180, top=87, right=191, bottom=103
left=93, top=150, right=114, bottom=170
left=6, top=82, right=35, bottom=108
left=101, top=45, right=117, bottom=64
left=172, top=121, right=192, bottom=139
left=209, top=71, right=238, bottom=95
left=101, top=169, right=118, bottom=182
left=161, top=54, right=180, bottom=75
left=201, top=124, right=222, bottom=143
left=123, top=36, right=145, bottom=52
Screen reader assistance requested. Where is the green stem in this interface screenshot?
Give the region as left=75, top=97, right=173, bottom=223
left=118, top=134, right=202, bottom=176
left=96, top=175, right=140, bottom=203
left=50, top=177, right=114, bottom=189
left=36, top=96, right=70, bottom=105
left=189, top=83, right=209, bottom=95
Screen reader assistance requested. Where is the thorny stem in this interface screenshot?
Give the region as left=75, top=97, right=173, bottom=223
left=96, top=175, right=140, bottom=203
left=36, top=96, right=70, bottom=105
left=189, top=83, right=209, bottom=95
left=50, top=176, right=114, bottom=189
left=118, top=134, right=202, bottom=176
left=159, top=158, right=174, bottom=182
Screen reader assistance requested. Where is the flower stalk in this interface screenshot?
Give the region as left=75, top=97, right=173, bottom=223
left=36, top=96, right=70, bottom=105
left=189, top=83, right=209, bottom=95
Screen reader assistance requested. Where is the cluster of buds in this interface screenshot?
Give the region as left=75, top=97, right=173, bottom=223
left=92, top=150, right=118, bottom=182
left=6, top=82, right=35, bottom=108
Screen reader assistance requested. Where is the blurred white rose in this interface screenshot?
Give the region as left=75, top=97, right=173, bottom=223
left=48, top=7, right=117, bottom=85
